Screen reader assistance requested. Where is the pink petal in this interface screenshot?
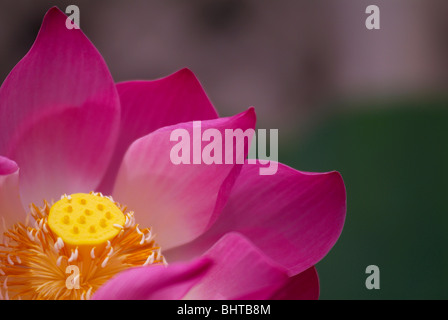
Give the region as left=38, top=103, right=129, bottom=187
left=8, top=107, right=119, bottom=207
left=92, top=258, right=212, bottom=300
left=113, top=108, right=256, bottom=250
left=270, top=267, right=320, bottom=300
left=166, top=162, right=346, bottom=276
left=184, top=232, right=289, bottom=300
left=0, top=156, right=26, bottom=228
left=98, top=69, right=219, bottom=194
left=0, top=7, right=120, bottom=206
left=0, top=156, right=18, bottom=176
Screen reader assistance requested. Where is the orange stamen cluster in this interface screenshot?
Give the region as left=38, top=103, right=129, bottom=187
left=0, top=192, right=165, bottom=300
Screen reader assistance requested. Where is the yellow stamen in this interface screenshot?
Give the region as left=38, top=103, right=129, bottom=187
left=0, top=192, right=166, bottom=300
left=48, top=193, right=125, bottom=246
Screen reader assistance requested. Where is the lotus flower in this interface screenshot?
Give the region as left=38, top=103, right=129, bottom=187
left=0, top=7, right=346, bottom=300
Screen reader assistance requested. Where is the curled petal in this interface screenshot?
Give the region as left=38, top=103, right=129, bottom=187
left=113, top=108, right=256, bottom=250
left=166, top=162, right=346, bottom=276
left=0, top=156, right=26, bottom=228
left=92, top=258, right=212, bottom=300
left=0, top=156, right=18, bottom=176
left=184, top=232, right=289, bottom=300
left=270, top=267, right=320, bottom=300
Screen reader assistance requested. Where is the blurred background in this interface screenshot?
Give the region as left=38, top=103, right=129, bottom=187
left=0, top=0, right=447, bottom=299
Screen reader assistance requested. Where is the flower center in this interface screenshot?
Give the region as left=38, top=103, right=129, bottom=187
left=0, top=192, right=165, bottom=300
left=48, top=193, right=125, bottom=246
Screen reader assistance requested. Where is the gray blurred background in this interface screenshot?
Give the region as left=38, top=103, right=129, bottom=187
left=1, top=0, right=447, bottom=299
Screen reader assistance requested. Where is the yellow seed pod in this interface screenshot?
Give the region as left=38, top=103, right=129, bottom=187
left=48, top=193, right=125, bottom=246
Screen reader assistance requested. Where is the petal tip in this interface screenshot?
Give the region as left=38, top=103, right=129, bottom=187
left=43, top=6, right=68, bottom=24
left=236, top=107, right=257, bottom=128
left=247, top=106, right=256, bottom=117
left=176, top=67, right=195, bottom=77
left=0, top=156, right=19, bottom=176
left=328, top=170, right=347, bottom=207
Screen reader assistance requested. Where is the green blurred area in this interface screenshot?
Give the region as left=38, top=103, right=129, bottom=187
left=280, top=98, right=448, bottom=299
